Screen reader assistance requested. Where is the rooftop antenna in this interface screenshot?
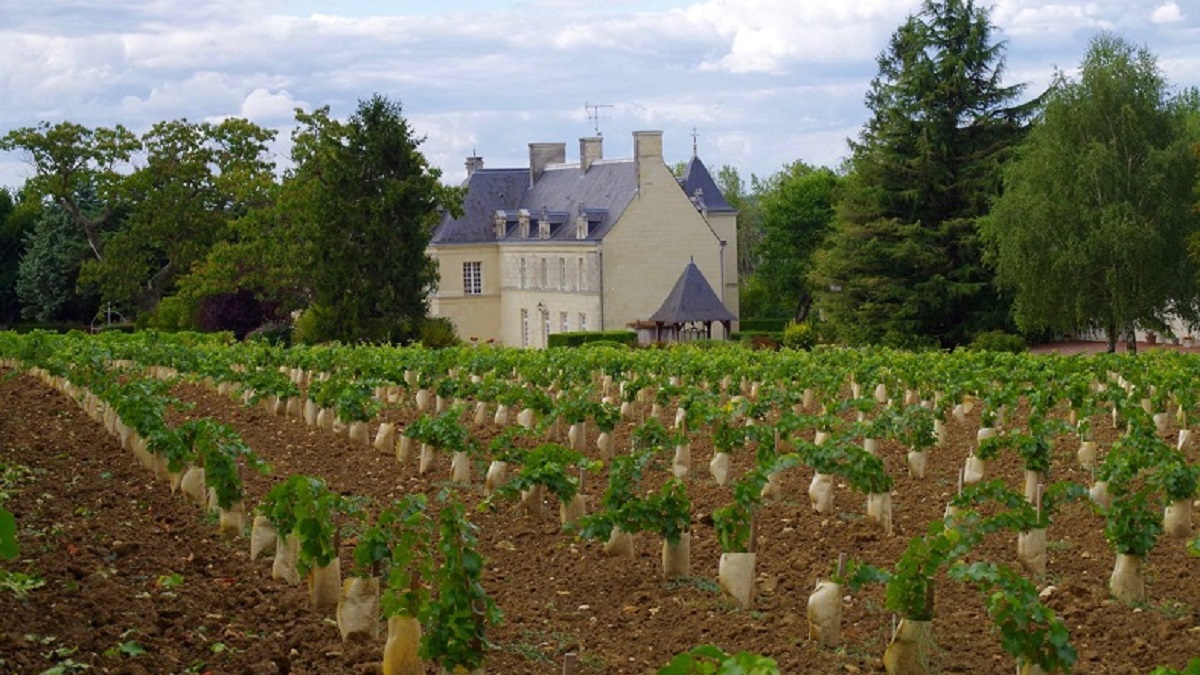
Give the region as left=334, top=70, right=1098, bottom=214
left=584, top=101, right=613, bottom=137
left=691, top=127, right=699, bottom=158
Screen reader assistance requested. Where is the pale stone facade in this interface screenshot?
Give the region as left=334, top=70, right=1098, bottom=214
left=428, top=131, right=738, bottom=347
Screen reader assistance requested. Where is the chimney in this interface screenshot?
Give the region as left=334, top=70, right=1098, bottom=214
left=529, top=142, right=566, bottom=186
left=465, top=155, right=484, bottom=177
left=633, top=130, right=663, bottom=191
left=580, top=136, right=603, bottom=172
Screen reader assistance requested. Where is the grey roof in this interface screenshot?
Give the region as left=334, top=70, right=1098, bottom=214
left=430, top=162, right=638, bottom=244
left=431, top=169, right=529, bottom=244
left=679, top=156, right=736, bottom=213
left=648, top=260, right=736, bottom=324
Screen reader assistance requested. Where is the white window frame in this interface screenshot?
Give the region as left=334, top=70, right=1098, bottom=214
left=579, top=312, right=587, bottom=331
left=560, top=311, right=569, bottom=333
left=462, top=261, right=482, bottom=295
left=521, top=309, right=530, bottom=347
left=577, top=257, right=585, bottom=292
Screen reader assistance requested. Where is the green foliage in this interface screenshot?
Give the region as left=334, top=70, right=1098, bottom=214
left=16, top=206, right=97, bottom=323
left=949, top=561, right=1076, bottom=671
left=371, top=495, right=435, bottom=618
left=738, top=318, right=789, bottom=332
left=0, top=507, right=16, bottom=559
left=139, top=296, right=196, bottom=332
left=1104, top=487, right=1163, bottom=557
left=752, top=162, right=839, bottom=321
left=811, top=0, right=1029, bottom=347
left=257, top=475, right=343, bottom=569
left=712, top=455, right=798, bottom=552
left=0, top=188, right=38, bottom=325
left=285, top=95, right=462, bottom=343
left=420, top=492, right=501, bottom=671
left=658, top=644, right=780, bottom=674
left=419, top=316, right=460, bottom=349
left=780, top=321, right=817, bottom=350
left=1148, top=658, right=1200, bottom=675
left=547, top=330, right=638, bottom=348
left=967, top=331, right=1026, bottom=354
left=982, top=33, right=1200, bottom=347
left=490, top=443, right=594, bottom=505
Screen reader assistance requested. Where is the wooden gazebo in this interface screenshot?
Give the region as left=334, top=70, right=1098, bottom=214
left=642, top=260, right=735, bottom=343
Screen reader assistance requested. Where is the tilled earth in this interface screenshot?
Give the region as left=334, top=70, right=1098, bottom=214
left=1, top=369, right=1198, bottom=674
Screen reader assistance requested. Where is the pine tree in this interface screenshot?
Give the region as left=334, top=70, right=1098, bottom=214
left=811, top=0, right=1031, bottom=347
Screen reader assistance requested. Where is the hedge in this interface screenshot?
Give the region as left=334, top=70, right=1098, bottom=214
left=739, top=318, right=790, bottom=332
left=548, top=330, right=638, bottom=348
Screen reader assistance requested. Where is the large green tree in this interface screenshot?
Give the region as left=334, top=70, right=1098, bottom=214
left=0, top=122, right=139, bottom=261
left=981, top=34, right=1200, bottom=351
left=16, top=204, right=98, bottom=323
left=810, top=0, right=1031, bottom=347
left=752, top=162, right=839, bottom=321
left=284, top=95, right=461, bottom=343
left=0, top=188, right=38, bottom=325
left=79, top=118, right=277, bottom=312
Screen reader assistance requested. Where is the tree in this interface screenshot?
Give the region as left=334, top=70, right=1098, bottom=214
left=981, top=34, right=1200, bottom=352
left=0, top=188, right=39, bottom=325
left=0, top=122, right=139, bottom=261
left=79, top=118, right=277, bottom=313
left=752, top=162, right=839, bottom=320
left=810, top=0, right=1031, bottom=347
left=284, top=95, right=462, bottom=343
left=16, top=204, right=98, bottom=323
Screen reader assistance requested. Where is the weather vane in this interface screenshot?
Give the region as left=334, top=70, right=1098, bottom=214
left=584, top=101, right=613, bottom=137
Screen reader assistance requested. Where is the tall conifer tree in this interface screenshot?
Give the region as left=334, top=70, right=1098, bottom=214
left=811, top=0, right=1031, bottom=347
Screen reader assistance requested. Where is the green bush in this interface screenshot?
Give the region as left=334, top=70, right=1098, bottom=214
left=730, top=330, right=783, bottom=343
left=419, top=316, right=461, bottom=349
left=139, top=296, right=196, bottom=332
left=581, top=339, right=628, bottom=349
left=292, top=304, right=338, bottom=345
left=781, top=321, right=817, bottom=350
left=548, top=330, right=637, bottom=348
left=968, top=330, right=1026, bottom=354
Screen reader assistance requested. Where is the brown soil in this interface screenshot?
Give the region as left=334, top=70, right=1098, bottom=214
left=1, top=370, right=1198, bottom=674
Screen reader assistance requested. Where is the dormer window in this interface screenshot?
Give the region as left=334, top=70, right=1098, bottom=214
left=494, top=210, right=507, bottom=239
left=518, top=209, right=530, bottom=239
left=576, top=216, right=588, bottom=239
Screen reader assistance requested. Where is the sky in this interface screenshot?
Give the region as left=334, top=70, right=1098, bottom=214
left=1, top=0, right=1197, bottom=191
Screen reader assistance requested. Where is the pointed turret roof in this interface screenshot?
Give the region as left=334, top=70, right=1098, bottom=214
left=649, top=260, right=735, bottom=324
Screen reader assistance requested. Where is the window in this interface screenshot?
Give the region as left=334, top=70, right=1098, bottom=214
left=579, top=312, right=587, bottom=331
left=540, top=258, right=548, bottom=288
left=560, top=312, right=569, bottom=333
left=544, top=313, right=551, bottom=346
left=462, top=261, right=482, bottom=295
left=521, top=309, right=529, bottom=347
left=519, top=258, right=527, bottom=289
left=577, top=257, right=585, bottom=292
left=559, top=258, right=566, bottom=290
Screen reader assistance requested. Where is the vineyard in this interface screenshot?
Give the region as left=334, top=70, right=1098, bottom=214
left=0, top=331, right=1198, bottom=674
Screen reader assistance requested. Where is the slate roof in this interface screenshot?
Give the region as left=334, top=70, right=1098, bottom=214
left=679, top=156, right=736, bottom=213
left=648, top=260, right=736, bottom=324
left=430, top=161, right=638, bottom=245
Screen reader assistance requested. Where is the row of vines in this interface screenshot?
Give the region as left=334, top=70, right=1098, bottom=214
left=2, top=330, right=1199, bottom=673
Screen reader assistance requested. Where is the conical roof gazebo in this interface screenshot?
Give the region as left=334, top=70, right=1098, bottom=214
left=644, top=260, right=736, bottom=342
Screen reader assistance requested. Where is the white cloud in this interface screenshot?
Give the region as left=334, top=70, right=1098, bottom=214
left=1151, top=2, right=1184, bottom=23
left=238, top=89, right=307, bottom=125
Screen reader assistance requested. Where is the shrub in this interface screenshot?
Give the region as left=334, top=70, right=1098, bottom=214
left=580, top=339, right=628, bottom=349
left=781, top=321, right=817, bottom=350
left=548, top=330, right=637, bottom=348
left=140, top=296, right=195, bottom=332
left=293, top=304, right=338, bottom=345
left=968, top=330, right=1026, bottom=354
left=196, top=290, right=278, bottom=340
left=419, top=317, right=461, bottom=349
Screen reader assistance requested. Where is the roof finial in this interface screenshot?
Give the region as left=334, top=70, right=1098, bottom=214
left=690, top=127, right=699, bottom=158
